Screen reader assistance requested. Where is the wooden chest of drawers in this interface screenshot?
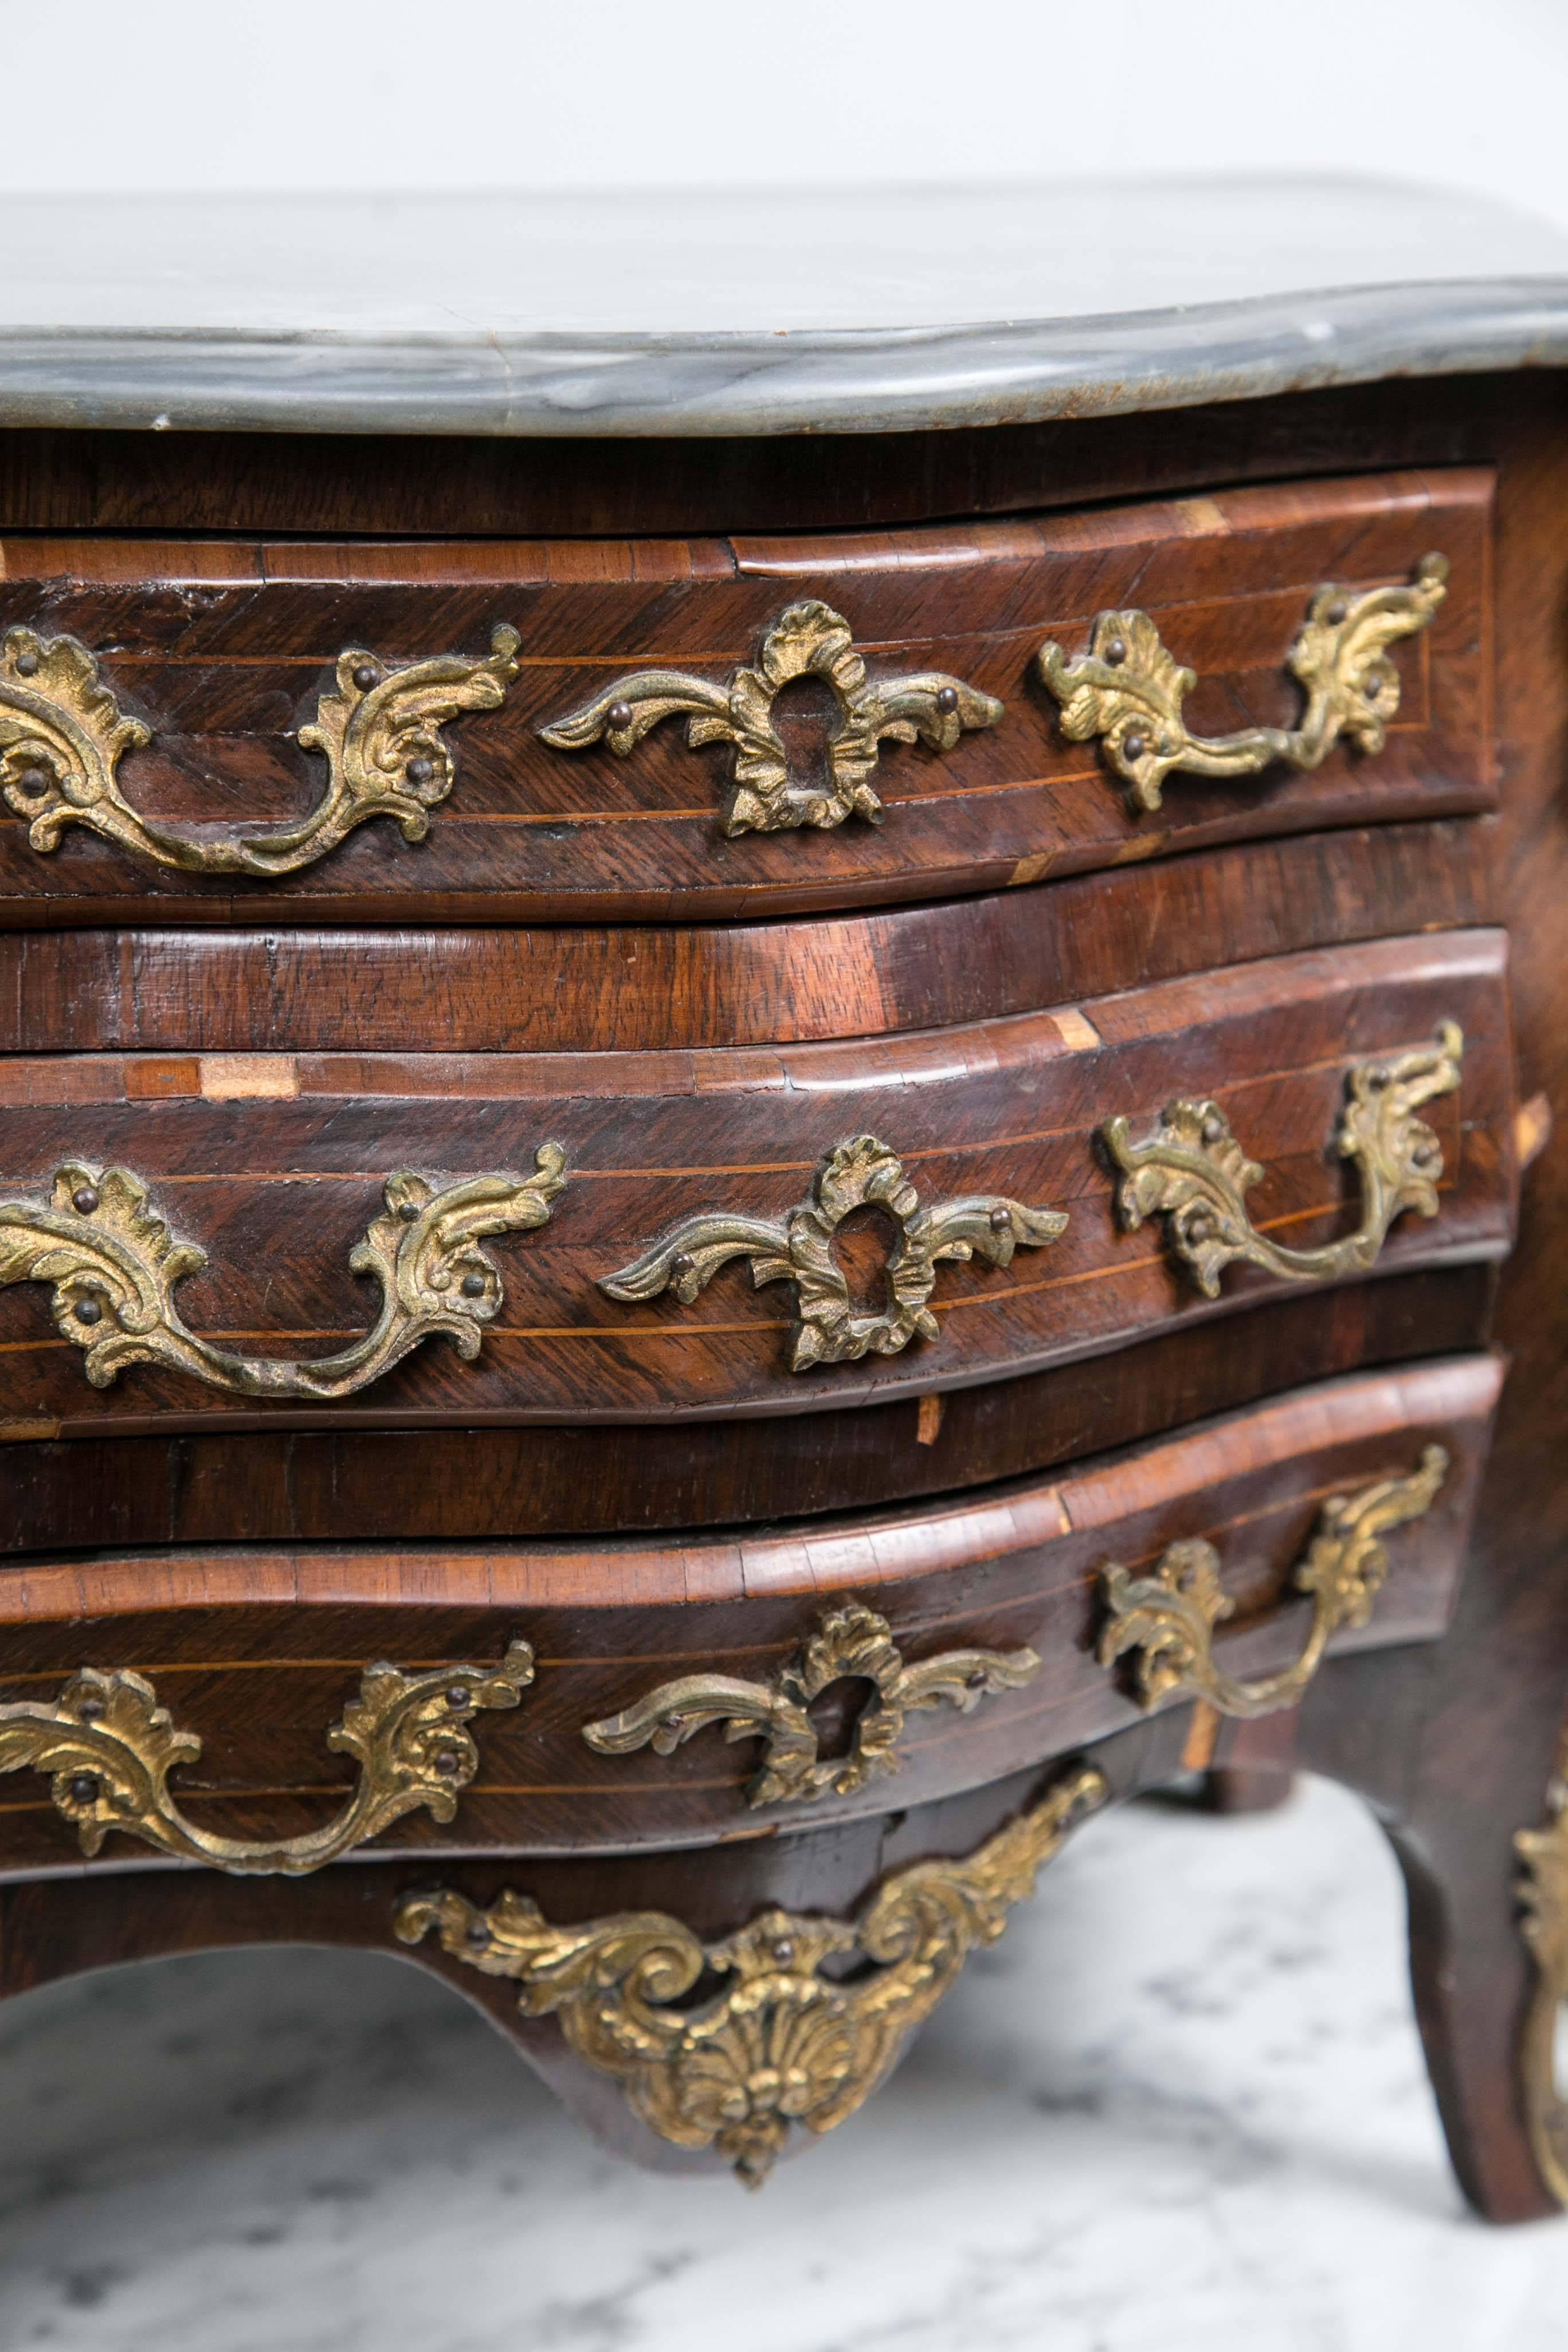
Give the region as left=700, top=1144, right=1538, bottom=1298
left=3, top=180, right=1567, bottom=2218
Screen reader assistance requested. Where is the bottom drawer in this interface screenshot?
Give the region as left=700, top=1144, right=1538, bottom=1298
left=0, top=1355, right=1500, bottom=1873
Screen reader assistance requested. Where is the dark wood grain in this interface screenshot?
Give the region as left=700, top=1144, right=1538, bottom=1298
left=0, top=472, right=1491, bottom=926
left=0, top=818, right=1492, bottom=1056
left=0, top=1263, right=1495, bottom=1549
left=0, top=932, right=1514, bottom=1434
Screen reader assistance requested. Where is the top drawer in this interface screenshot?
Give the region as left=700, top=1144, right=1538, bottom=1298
left=0, top=469, right=1492, bottom=927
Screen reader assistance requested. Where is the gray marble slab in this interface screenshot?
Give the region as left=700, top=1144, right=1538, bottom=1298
left=2, top=177, right=1567, bottom=436
left=1, top=1777, right=1564, bottom=2350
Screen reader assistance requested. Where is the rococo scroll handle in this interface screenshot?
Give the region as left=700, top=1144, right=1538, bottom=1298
left=0, top=1149, right=565, bottom=1400
left=598, top=1132, right=1066, bottom=1371
left=1037, top=553, right=1448, bottom=811
left=582, top=1600, right=1042, bottom=1808
left=0, top=621, right=520, bottom=875
left=1515, top=1746, right=1568, bottom=2209
left=0, top=1639, right=535, bottom=1876
left=396, top=1761, right=1106, bottom=2186
left=1098, top=1447, right=1449, bottom=1719
left=539, top=598, right=1003, bottom=836
left=1103, top=1023, right=1463, bottom=1297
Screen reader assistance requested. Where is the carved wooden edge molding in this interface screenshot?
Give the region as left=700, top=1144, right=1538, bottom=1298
left=582, top=1600, right=1042, bottom=1807
left=1036, top=554, right=1448, bottom=812
left=0, top=1640, right=535, bottom=1875
left=0, top=622, right=520, bottom=875
left=1516, top=1750, right=1568, bottom=2209
left=0, top=1150, right=565, bottom=1399
left=1103, top=1024, right=1463, bottom=1297
left=396, top=1761, right=1106, bottom=2186
left=1098, top=1448, right=1449, bottom=1719
left=539, top=598, right=1004, bottom=836
left=599, top=1132, right=1066, bottom=1371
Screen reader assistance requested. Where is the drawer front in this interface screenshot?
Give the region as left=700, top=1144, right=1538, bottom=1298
left=0, top=469, right=1491, bottom=926
left=0, top=1357, right=1502, bottom=1868
left=0, top=931, right=1514, bottom=1437
left=0, top=931, right=1514, bottom=1430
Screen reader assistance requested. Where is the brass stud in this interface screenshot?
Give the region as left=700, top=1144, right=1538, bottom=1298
left=74, top=1298, right=103, bottom=1326
left=14, top=649, right=38, bottom=677
left=460, top=1273, right=487, bottom=1298
left=1122, top=731, right=1147, bottom=763
left=406, top=756, right=435, bottom=785
left=68, top=1773, right=100, bottom=1805
left=71, top=1186, right=100, bottom=1216
left=352, top=663, right=379, bottom=692
left=934, top=685, right=959, bottom=716
left=606, top=699, right=634, bottom=732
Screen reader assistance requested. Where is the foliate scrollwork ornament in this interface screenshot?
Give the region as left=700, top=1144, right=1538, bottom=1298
left=0, top=1640, right=535, bottom=1876
left=1516, top=1751, right=1568, bottom=2208
left=1098, top=1447, right=1449, bottom=1719
left=1103, top=1024, right=1463, bottom=1297
left=582, top=1600, right=1042, bottom=1808
left=0, top=621, right=520, bottom=875
left=397, top=1762, right=1106, bottom=2186
left=598, top=1133, right=1066, bottom=1371
left=0, top=1149, right=565, bottom=1399
left=538, top=598, right=1003, bottom=836
left=1036, top=554, right=1448, bottom=812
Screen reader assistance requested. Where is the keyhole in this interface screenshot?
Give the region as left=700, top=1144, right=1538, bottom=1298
left=806, top=1676, right=871, bottom=1762
left=832, top=1203, right=900, bottom=1315
left=769, top=674, right=840, bottom=793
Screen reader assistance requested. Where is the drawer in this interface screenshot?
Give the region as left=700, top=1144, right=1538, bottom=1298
left=0, top=931, right=1514, bottom=1437
left=0, top=469, right=1492, bottom=927
left=0, top=1357, right=1502, bottom=1870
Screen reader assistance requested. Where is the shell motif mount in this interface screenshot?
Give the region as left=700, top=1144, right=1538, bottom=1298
left=1036, top=553, right=1448, bottom=812
left=582, top=1600, right=1042, bottom=1808
left=0, top=1640, right=535, bottom=1876
left=1098, top=1446, right=1449, bottom=1719
left=0, top=621, right=520, bottom=875
left=598, top=1132, right=1067, bottom=1371
left=538, top=598, right=1004, bottom=836
left=396, top=1762, right=1106, bottom=2186
left=1103, top=1024, right=1463, bottom=1298
left=0, top=1150, right=566, bottom=1399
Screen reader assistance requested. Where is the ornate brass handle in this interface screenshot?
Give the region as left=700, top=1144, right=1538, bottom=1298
left=0, top=622, right=519, bottom=875
left=539, top=598, right=1003, bottom=836
left=0, top=1151, right=565, bottom=1398
left=0, top=1640, right=535, bottom=1876
left=1099, top=1447, right=1448, bottom=1718
left=397, top=1762, right=1105, bottom=2187
left=582, top=1601, right=1042, bottom=1808
left=1103, top=1024, right=1462, bottom=1297
left=1037, top=554, right=1448, bottom=811
left=1516, top=1761, right=1568, bottom=2208
left=599, top=1133, right=1065, bottom=1371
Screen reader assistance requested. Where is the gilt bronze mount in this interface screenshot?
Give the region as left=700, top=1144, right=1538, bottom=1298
left=539, top=598, right=1003, bottom=834
left=0, top=621, right=520, bottom=875
left=599, top=1132, right=1065, bottom=1370
left=1037, top=553, right=1448, bottom=810
left=397, top=1763, right=1106, bottom=2186
left=1103, top=1024, right=1463, bottom=1297
left=0, top=1641, right=535, bottom=1876
left=1099, top=1448, right=1449, bottom=1718
left=582, top=1600, right=1042, bottom=1808
left=0, top=1151, right=565, bottom=1400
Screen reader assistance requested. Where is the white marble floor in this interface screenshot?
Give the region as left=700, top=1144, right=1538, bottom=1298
left=1, top=1775, right=1565, bottom=2350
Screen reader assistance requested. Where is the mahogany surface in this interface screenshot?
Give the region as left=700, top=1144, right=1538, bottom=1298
left=1, top=363, right=1566, bottom=2226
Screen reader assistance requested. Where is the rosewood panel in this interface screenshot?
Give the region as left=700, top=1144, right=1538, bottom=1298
left=0, top=1263, right=1495, bottom=1543
left=0, top=819, right=1492, bottom=1057
left=0, top=933, right=1514, bottom=1435
left=0, top=1358, right=1500, bottom=1871
left=0, top=471, right=1491, bottom=926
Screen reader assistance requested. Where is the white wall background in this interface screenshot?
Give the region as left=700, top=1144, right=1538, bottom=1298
left=6, top=0, right=1568, bottom=231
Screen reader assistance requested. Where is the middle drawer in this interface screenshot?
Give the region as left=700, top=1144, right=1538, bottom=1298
left=0, top=930, right=1512, bottom=1437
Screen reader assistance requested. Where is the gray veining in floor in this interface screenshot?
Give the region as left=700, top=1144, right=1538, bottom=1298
left=2, top=1774, right=1565, bottom=2350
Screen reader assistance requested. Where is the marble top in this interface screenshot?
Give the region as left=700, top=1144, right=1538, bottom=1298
left=5, top=175, right=1568, bottom=437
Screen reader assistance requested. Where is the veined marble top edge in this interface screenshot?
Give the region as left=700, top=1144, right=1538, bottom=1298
left=1, top=277, right=1565, bottom=437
